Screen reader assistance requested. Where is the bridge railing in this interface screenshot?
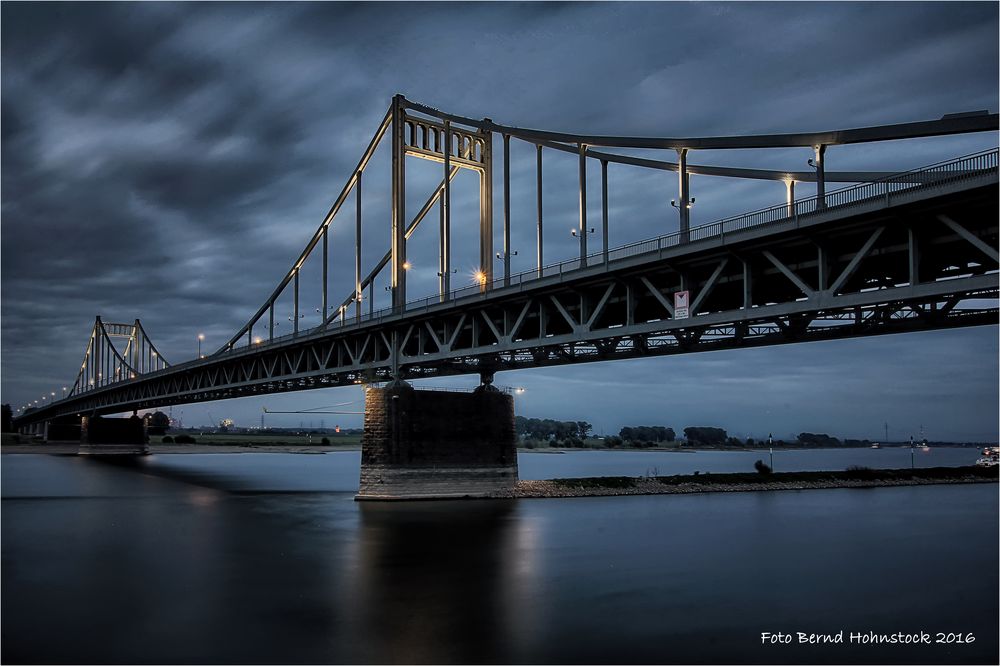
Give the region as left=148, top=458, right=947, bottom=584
left=225, top=148, right=997, bottom=353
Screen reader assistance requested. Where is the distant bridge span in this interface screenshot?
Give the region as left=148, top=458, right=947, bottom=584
left=14, top=97, right=998, bottom=428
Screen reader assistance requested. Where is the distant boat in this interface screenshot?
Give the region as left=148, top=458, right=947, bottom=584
left=977, top=447, right=999, bottom=467
left=871, top=443, right=880, bottom=449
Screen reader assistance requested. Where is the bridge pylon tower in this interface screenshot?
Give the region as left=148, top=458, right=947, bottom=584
left=68, top=317, right=169, bottom=398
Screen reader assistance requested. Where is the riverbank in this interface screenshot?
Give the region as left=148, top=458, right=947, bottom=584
left=490, top=466, right=999, bottom=499
left=0, top=442, right=361, bottom=454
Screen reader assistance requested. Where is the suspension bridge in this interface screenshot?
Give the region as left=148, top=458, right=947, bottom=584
left=13, top=96, right=998, bottom=443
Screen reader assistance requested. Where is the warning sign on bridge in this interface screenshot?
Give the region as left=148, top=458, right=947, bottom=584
left=674, top=290, right=690, bottom=320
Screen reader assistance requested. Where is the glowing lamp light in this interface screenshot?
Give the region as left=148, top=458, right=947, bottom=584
left=474, top=270, right=487, bottom=284
left=402, top=261, right=412, bottom=270
left=254, top=337, right=263, bottom=345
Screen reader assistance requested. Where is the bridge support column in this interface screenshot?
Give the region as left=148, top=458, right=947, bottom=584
left=358, top=385, right=517, bottom=500
left=45, top=415, right=83, bottom=442
left=79, top=412, right=149, bottom=456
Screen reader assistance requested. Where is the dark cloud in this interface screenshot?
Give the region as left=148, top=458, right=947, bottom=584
left=2, top=2, right=997, bottom=439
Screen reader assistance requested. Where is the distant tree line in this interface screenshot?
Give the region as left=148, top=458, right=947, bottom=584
left=515, top=416, right=592, bottom=448
left=797, top=432, right=874, bottom=447
left=515, top=414, right=883, bottom=450
left=621, top=426, right=675, bottom=443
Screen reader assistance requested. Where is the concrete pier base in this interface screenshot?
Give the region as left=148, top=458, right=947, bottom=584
left=78, top=414, right=149, bottom=456
left=357, top=384, right=518, bottom=500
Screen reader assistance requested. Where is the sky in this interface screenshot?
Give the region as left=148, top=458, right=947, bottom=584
left=2, top=1, right=998, bottom=441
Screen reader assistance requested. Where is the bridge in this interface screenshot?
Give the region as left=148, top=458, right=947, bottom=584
left=12, top=96, right=998, bottom=496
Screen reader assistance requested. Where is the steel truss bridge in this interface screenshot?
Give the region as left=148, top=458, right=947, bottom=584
left=14, top=97, right=999, bottom=428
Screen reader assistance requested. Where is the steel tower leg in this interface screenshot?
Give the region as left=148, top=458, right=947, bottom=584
left=480, top=123, right=494, bottom=288
left=356, top=170, right=363, bottom=321
left=814, top=144, right=826, bottom=209
left=578, top=143, right=588, bottom=266
left=601, top=159, right=609, bottom=266
left=441, top=121, right=452, bottom=301
left=785, top=179, right=796, bottom=218
left=536, top=144, right=543, bottom=278
left=503, top=133, right=511, bottom=287
left=391, top=94, right=406, bottom=312
left=322, top=227, right=328, bottom=320
left=677, top=148, right=690, bottom=243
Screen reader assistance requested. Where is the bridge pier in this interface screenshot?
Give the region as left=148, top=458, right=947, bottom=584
left=44, top=414, right=83, bottom=442
left=357, top=383, right=517, bottom=500
left=78, top=412, right=149, bottom=456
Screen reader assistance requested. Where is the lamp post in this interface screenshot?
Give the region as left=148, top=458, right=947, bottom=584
left=909, top=435, right=915, bottom=469
left=768, top=433, right=774, bottom=471
left=197, top=333, right=205, bottom=359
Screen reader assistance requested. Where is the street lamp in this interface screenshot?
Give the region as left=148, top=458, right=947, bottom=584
left=768, top=432, right=774, bottom=471
left=197, top=333, right=205, bottom=358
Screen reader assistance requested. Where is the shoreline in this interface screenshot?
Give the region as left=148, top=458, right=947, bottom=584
left=491, top=467, right=998, bottom=499
left=1, top=441, right=987, bottom=456
left=0, top=442, right=362, bottom=455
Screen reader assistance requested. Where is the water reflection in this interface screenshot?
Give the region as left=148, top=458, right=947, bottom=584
left=2, top=454, right=996, bottom=665
left=345, top=500, right=526, bottom=664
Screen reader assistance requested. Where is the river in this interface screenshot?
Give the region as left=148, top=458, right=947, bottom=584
left=2, top=449, right=997, bottom=664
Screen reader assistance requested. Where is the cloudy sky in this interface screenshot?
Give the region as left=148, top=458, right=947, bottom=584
left=2, top=2, right=997, bottom=440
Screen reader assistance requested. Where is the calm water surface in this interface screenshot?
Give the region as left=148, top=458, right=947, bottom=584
left=2, top=450, right=997, bottom=664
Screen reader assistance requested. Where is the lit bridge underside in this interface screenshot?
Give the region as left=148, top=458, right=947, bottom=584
left=13, top=98, right=998, bottom=428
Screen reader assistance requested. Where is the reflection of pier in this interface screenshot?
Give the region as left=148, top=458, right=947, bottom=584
left=344, top=501, right=529, bottom=663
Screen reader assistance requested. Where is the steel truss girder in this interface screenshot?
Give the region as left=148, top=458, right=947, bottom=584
left=32, top=281, right=997, bottom=420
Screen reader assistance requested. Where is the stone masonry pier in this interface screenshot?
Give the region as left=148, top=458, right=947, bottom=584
left=358, top=384, right=518, bottom=500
